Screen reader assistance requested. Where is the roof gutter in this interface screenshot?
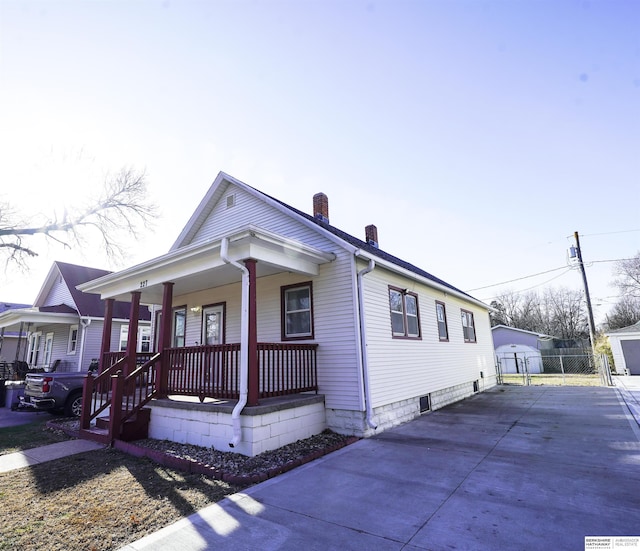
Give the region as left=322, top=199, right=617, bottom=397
left=220, top=237, right=249, bottom=448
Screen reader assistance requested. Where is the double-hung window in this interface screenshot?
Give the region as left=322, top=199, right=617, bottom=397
left=435, top=301, right=449, bottom=341
left=282, top=282, right=314, bottom=340
left=67, top=325, right=79, bottom=354
left=173, top=307, right=187, bottom=347
left=389, top=287, right=421, bottom=338
left=461, top=309, right=476, bottom=343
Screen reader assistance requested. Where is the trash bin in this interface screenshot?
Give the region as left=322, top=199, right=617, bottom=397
left=4, top=381, right=25, bottom=409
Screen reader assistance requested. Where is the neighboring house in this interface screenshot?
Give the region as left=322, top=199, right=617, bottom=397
left=78, top=172, right=497, bottom=456
left=0, top=262, right=151, bottom=373
left=606, top=321, right=640, bottom=375
left=0, top=302, right=31, bottom=364
left=491, top=325, right=552, bottom=374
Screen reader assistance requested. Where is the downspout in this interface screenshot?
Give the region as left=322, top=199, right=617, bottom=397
left=356, top=253, right=377, bottom=430
left=78, top=318, right=91, bottom=371
left=220, top=237, right=249, bottom=448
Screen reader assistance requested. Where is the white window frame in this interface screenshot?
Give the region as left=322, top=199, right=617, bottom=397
left=27, top=331, right=42, bottom=366
left=43, top=332, right=54, bottom=367
left=282, top=283, right=313, bottom=340
left=120, top=324, right=152, bottom=352
left=67, top=324, right=79, bottom=354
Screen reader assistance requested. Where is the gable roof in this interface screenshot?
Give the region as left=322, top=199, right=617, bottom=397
left=606, top=320, right=640, bottom=335
left=173, top=172, right=483, bottom=306
left=0, top=302, right=31, bottom=314
left=491, top=325, right=553, bottom=339
left=36, top=261, right=150, bottom=320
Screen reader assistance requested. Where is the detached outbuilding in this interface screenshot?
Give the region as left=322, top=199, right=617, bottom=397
left=607, top=321, right=640, bottom=375
left=491, top=325, right=552, bottom=374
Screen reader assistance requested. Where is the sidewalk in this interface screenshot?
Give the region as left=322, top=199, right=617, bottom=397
left=0, top=407, right=104, bottom=473
left=120, top=384, right=640, bottom=551
left=612, top=375, right=640, bottom=431
left=0, top=439, right=104, bottom=473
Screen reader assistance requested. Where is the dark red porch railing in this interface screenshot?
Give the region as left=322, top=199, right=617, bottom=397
left=166, top=344, right=241, bottom=400
left=80, top=343, right=317, bottom=445
left=258, top=342, right=318, bottom=397
left=163, top=342, right=318, bottom=401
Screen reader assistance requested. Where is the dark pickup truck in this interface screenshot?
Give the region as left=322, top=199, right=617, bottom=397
left=19, top=360, right=98, bottom=417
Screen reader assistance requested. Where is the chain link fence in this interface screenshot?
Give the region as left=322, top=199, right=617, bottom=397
left=496, top=352, right=613, bottom=387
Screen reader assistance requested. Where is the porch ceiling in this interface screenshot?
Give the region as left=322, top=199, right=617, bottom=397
left=78, top=226, right=336, bottom=304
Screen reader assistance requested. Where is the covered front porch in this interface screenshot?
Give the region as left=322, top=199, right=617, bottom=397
left=77, top=226, right=335, bottom=455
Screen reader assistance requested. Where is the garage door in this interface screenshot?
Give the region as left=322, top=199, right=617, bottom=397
left=621, top=340, right=640, bottom=375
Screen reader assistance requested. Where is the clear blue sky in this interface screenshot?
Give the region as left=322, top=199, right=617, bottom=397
left=1, top=0, right=638, bottom=325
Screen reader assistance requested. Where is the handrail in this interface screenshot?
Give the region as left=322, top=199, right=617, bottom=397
left=81, top=356, right=128, bottom=429
left=120, top=353, right=161, bottom=424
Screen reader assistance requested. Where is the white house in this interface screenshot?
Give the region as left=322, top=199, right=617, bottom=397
left=77, top=172, right=497, bottom=456
left=607, top=321, right=640, bottom=375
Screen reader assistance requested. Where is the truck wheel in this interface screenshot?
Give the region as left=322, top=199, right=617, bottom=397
left=65, top=392, right=83, bottom=417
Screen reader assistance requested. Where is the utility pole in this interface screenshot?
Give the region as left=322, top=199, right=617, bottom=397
left=573, top=231, right=597, bottom=352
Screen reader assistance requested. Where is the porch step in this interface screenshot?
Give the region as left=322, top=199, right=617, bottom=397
left=79, top=427, right=111, bottom=445
left=94, top=408, right=151, bottom=442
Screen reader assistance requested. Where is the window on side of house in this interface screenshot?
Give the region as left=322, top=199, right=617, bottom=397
left=67, top=324, right=79, bottom=354
left=461, top=309, right=476, bottom=343
left=119, top=324, right=152, bottom=352
left=173, top=307, right=187, bottom=347
left=435, top=301, right=449, bottom=341
left=282, top=282, right=313, bottom=340
left=119, top=325, right=128, bottom=352
left=389, top=286, right=421, bottom=339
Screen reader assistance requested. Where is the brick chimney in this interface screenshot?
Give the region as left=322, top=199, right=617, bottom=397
left=365, top=224, right=379, bottom=248
left=313, top=193, right=329, bottom=223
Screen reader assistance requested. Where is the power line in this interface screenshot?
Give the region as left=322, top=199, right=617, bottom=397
left=467, top=256, right=634, bottom=293
left=477, top=268, right=574, bottom=301
left=578, top=229, right=640, bottom=238
left=466, top=266, right=568, bottom=292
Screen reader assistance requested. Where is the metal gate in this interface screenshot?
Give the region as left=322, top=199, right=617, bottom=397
left=496, top=353, right=612, bottom=387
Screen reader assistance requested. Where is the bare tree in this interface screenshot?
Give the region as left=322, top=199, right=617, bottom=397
left=490, top=286, right=589, bottom=340
left=0, top=168, right=156, bottom=267
left=614, top=253, right=640, bottom=299
left=604, top=296, right=640, bottom=330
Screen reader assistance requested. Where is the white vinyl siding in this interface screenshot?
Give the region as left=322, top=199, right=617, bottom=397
left=188, top=185, right=345, bottom=254
left=359, top=261, right=495, bottom=410
left=172, top=184, right=362, bottom=410
left=41, top=271, right=75, bottom=309
left=172, top=249, right=361, bottom=411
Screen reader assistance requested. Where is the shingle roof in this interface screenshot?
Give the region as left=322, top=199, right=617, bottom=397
left=256, top=188, right=476, bottom=301
left=55, top=261, right=151, bottom=320
left=0, top=302, right=31, bottom=314
left=607, top=320, right=640, bottom=334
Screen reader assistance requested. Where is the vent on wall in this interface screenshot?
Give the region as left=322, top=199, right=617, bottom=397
left=419, top=394, right=431, bottom=413
left=226, top=194, right=236, bottom=208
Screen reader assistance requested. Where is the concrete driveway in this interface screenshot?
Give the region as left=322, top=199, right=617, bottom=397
left=121, top=384, right=640, bottom=550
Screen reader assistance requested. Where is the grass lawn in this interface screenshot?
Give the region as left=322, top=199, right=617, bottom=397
left=0, top=447, right=243, bottom=551
left=0, top=419, right=72, bottom=455
left=501, top=373, right=602, bottom=386
left=0, top=420, right=244, bottom=551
